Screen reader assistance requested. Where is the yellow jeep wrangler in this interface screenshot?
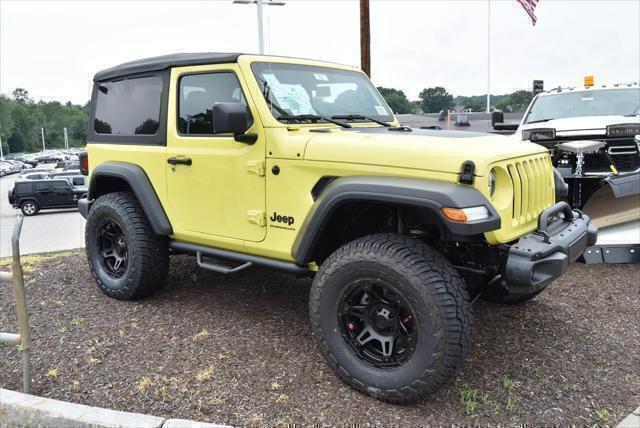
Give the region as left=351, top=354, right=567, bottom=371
left=79, top=53, right=596, bottom=404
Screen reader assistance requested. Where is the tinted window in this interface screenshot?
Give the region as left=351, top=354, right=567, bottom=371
left=52, top=181, right=70, bottom=190
left=94, top=76, right=163, bottom=135
left=72, top=177, right=85, bottom=186
left=15, top=182, right=32, bottom=192
left=178, top=73, right=249, bottom=135
left=35, top=182, right=52, bottom=191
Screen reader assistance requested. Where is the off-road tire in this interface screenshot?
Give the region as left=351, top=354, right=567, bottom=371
left=481, top=277, right=542, bottom=304
left=85, top=191, right=168, bottom=300
left=309, top=233, right=472, bottom=404
left=20, top=200, right=39, bottom=216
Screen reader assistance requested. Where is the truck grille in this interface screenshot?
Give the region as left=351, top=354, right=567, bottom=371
left=485, top=153, right=555, bottom=244
left=584, top=138, right=640, bottom=173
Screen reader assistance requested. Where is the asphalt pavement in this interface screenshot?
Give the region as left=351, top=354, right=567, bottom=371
left=0, top=168, right=85, bottom=258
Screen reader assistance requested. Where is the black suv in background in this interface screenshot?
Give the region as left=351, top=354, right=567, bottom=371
left=8, top=179, right=85, bottom=216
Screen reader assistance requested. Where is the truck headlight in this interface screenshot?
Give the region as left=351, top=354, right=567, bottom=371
left=488, top=169, right=497, bottom=198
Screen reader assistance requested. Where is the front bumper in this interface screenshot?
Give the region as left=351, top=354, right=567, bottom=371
left=78, top=197, right=91, bottom=219
left=504, top=202, right=597, bottom=293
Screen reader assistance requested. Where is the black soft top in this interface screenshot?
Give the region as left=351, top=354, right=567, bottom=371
left=93, top=52, right=242, bottom=82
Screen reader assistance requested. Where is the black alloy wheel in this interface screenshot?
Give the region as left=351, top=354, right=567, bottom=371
left=338, top=279, right=418, bottom=368
left=97, top=218, right=128, bottom=278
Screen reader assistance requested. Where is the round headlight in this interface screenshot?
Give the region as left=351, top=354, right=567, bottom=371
left=488, top=169, right=497, bottom=197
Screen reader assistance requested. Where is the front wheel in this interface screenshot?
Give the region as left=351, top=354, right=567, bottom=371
left=310, top=234, right=472, bottom=404
left=85, top=191, right=168, bottom=300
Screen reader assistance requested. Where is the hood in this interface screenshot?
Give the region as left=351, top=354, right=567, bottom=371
left=518, top=115, right=640, bottom=138
left=303, top=127, right=547, bottom=176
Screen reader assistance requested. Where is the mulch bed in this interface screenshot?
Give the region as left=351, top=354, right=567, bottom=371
left=1, top=251, right=638, bottom=426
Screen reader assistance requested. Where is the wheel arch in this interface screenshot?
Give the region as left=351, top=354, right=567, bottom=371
left=292, top=176, right=501, bottom=265
left=88, top=162, right=173, bottom=236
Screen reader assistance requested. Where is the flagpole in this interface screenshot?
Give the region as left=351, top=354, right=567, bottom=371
left=486, top=0, right=491, bottom=113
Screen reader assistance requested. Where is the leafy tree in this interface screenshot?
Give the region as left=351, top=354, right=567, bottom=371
left=377, top=87, right=413, bottom=114
left=11, top=88, right=32, bottom=104
left=419, top=87, right=453, bottom=113
left=0, top=90, right=89, bottom=153
left=495, top=90, right=533, bottom=113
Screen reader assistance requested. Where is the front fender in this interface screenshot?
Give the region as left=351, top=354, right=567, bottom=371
left=292, top=176, right=501, bottom=265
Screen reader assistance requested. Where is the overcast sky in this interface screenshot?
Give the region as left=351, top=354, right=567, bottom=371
left=1, top=0, right=638, bottom=104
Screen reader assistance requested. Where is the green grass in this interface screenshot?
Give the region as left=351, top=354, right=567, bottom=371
left=460, top=384, right=479, bottom=416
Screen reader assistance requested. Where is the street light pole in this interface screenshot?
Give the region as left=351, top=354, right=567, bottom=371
left=486, top=0, right=491, bottom=113
left=256, top=0, right=264, bottom=54
left=63, top=127, right=69, bottom=150
left=40, top=127, right=46, bottom=152
left=233, top=0, right=285, bottom=54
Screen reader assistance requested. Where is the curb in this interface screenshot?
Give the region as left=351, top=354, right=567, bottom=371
left=616, top=406, right=640, bottom=428
left=0, top=388, right=230, bottom=428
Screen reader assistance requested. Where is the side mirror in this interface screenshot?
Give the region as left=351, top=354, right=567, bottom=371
left=212, top=102, right=257, bottom=145
left=213, top=102, right=249, bottom=135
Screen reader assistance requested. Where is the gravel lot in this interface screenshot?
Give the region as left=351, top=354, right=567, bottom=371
left=1, top=251, right=638, bottom=426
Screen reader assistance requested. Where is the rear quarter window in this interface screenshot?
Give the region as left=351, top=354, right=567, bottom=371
left=15, top=182, right=32, bottom=193
left=94, top=76, right=162, bottom=135
left=89, top=71, right=168, bottom=145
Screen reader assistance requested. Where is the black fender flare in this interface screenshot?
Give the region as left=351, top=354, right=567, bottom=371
left=292, top=176, right=501, bottom=265
left=87, top=162, right=173, bottom=236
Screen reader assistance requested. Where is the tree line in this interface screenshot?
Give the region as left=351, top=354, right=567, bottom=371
left=378, top=86, right=533, bottom=115
left=0, top=89, right=89, bottom=155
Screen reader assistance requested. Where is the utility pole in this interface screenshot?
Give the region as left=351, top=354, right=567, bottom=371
left=63, top=127, right=69, bottom=150
left=360, top=0, right=371, bottom=77
left=40, top=127, right=46, bottom=152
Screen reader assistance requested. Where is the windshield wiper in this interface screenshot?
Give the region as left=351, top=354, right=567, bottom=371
left=331, top=114, right=393, bottom=127
left=277, top=114, right=352, bottom=128
left=527, top=118, right=553, bottom=124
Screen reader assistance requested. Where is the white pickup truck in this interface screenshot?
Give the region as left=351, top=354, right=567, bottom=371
left=515, top=84, right=640, bottom=263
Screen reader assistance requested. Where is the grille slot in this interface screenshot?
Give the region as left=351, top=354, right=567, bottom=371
left=505, top=155, right=554, bottom=227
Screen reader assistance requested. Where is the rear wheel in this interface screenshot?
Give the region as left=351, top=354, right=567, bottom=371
left=20, top=200, right=39, bottom=216
left=85, top=191, right=168, bottom=300
left=310, top=234, right=472, bottom=404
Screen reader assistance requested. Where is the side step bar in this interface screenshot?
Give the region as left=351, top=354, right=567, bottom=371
left=169, top=241, right=312, bottom=276
left=196, top=252, right=253, bottom=274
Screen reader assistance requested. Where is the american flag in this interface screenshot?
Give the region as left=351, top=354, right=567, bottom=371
left=516, top=0, right=539, bottom=26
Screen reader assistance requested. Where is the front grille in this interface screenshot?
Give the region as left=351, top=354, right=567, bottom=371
left=485, top=153, right=555, bottom=244
left=506, top=155, right=555, bottom=226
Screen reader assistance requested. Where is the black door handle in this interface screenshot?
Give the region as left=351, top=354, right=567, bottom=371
left=167, top=157, right=192, bottom=166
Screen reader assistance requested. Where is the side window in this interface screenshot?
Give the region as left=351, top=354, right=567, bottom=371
left=72, top=177, right=85, bottom=186
left=35, top=182, right=52, bottom=191
left=94, top=75, right=163, bottom=135
left=178, top=72, right=251, bottom=135
left=52, top=181, right=71, bottom=190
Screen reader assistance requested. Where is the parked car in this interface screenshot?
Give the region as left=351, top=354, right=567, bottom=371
left=18, top=168, right=56, bottom=179
left=8, top=178, right=85, bottom=216
left=80, top=52, right=596, bottom=404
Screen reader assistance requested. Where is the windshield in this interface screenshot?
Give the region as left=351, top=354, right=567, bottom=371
left=525, top=88, right=640, bottom=124
left=251, top=62, right=393, bottom=123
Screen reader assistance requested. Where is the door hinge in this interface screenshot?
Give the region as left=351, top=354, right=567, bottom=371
left=247, top=210, right=266, bottom=227
left=247, top=160, right=266, bottom=177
